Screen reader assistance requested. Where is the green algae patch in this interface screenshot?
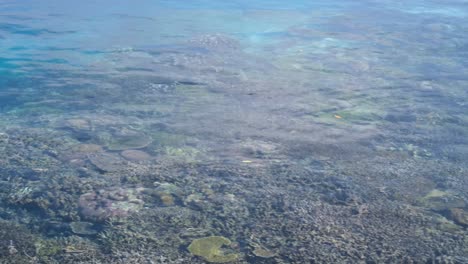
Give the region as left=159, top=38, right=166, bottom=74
left=420, top=189, right=466, bottom=211
left=450, top=208, right=468, bottom=227
left=317, top=108, right=382, bottom=124
left=424, top=189, right=448, bottom=199
left=35, top=240, right=62, bottom=257
left=188, top=236, right=239, bottom=263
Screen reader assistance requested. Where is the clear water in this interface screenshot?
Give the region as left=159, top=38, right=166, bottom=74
left=1, top=0, right=467, bottom=263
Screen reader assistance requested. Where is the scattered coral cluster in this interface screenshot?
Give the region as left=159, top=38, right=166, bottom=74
left=78, top=187, right=145, bottom=221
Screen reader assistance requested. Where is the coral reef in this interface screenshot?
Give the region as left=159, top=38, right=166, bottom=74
left=421, top=189, right=466, bottom=211
left=252, top=245, right=276, bottom=258
left=120, top=149, right=152, bottom=162
left=188, top=236, right=239, bottom=263
left=88, top=152, right=126, bottom=172
left=78, top=187, right=145, bottom=221
left=449, top=208, right=468, bottom=227
left=70, top=221, right=101, bottom=235
left=104, top=130, right=153, bottom=151
left=0, top=221, right=37, bottom=263
left=63, top=118, right=92, bottom=132
left=1, top=2, right=468, bottom=263
left=72, top=143, right=104, bottom=153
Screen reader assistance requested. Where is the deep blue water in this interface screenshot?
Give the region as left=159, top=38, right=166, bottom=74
left=1, top=1, right=467, bottom=263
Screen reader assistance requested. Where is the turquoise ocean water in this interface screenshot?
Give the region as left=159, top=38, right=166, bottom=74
left=0, top=0, right=467, bottom=263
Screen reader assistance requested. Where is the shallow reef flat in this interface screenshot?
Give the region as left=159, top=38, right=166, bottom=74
left=0, top=0, right=468, bottom=263
left=0, top=126, right=466, bottom=263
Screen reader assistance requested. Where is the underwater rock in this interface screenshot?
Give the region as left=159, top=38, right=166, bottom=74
left=78, top=187, right=145, bottom=221
left=188, top=236, right=239, bottom=263
left=70, top=221, right=100, bottom=235
left=120, top=149, right=152, bottom=161
left=449, top=208, right=468, bottom=227
left=252, top=246, right=276, bottom=258
left=105, top=130, right=153, bottom=151
left=88, top=152, right=125, bottom=172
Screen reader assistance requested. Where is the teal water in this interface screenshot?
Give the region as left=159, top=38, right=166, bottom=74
left=1, top=1, right=467, bottom=263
